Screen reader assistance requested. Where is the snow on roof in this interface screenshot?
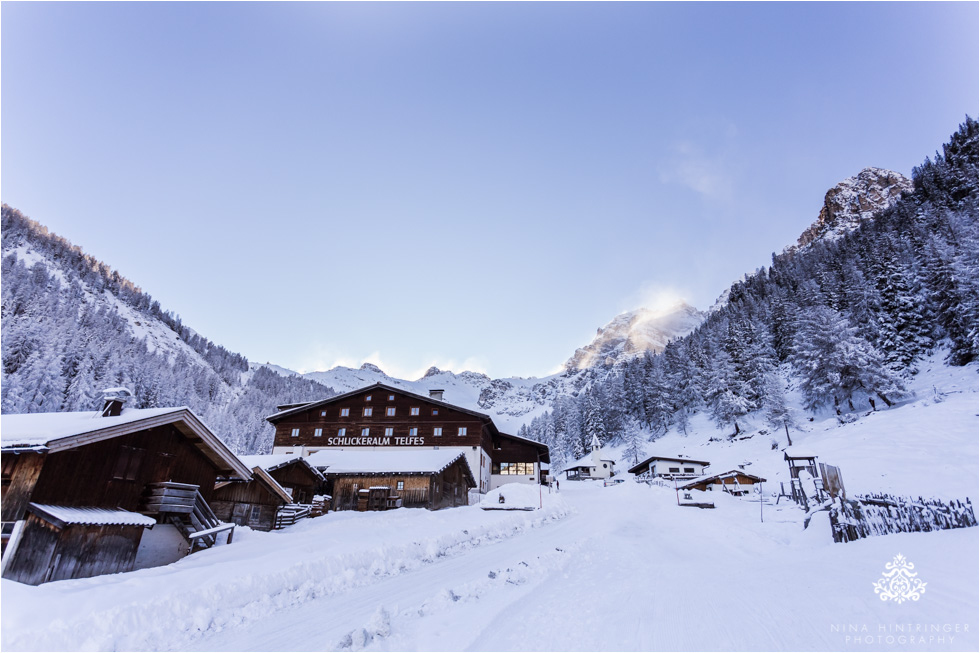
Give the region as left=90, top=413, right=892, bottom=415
left=568, top=450, right=617, bottom=468
left=238, top=454, right=325, bottom=481
left=0, top=407, right=187, bottom=448
left=783, top=447, right=818, bottom=459
left=678, top=470, right=767, bottom=489
left=307, top=449, right=470, bottom=477
left=29, top=504, right=156, bottom=528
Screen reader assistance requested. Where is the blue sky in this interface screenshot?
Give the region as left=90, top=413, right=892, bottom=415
left=2, top=2, right=977, bottom=379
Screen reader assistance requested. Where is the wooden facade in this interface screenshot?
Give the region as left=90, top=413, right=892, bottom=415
left=260, top=459, right=322, bottom=504
left=211, top=474, right=290, bottom=532
left=680, top=471, right=766, bottom=495
left=1, top=408, right=251, bottom=585
left=2, top=512, right=148, bottom=586
left=322, top=455, right=475, bottom=512
left=268, top=383, right=549, bottom=494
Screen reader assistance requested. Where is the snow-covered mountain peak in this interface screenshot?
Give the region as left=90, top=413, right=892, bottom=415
left=791, top=167, right=912, bottom=252
left=564, top=302, right=705, bottom=371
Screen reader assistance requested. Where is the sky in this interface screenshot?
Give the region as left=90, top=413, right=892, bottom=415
left=2, top=2, right=977, bottom=380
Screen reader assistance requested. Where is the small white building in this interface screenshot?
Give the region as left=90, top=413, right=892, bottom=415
left=627, top=454, right=710, bottom=480
left=563, top=435, right=616, bottom=480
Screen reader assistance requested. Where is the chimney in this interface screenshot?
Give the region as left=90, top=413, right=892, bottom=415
left=428, top=389, right=445, bottom=401
left=101, top=388, right=134, bottom=417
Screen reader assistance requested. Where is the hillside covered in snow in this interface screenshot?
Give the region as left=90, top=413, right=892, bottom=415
left=0, top=207, right=338, bottom=453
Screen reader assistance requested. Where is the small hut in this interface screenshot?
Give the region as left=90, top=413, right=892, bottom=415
left=237, top=454, right=324, bottom=504
left=679, top=470, right=767, bottom=496
left=211, top=467, right=294, bottom=531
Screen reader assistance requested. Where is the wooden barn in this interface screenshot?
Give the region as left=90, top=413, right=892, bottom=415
left=0, top=392, right=251, bottom=585
left=237, top=454, right=324, bottom=504
left=211, top=455, right=325, bottom=531
left=211, top=467, right=294, bottom=532
left=307, top=449, right=475, bottom=511
left=679, top=470, right=767, bottom=496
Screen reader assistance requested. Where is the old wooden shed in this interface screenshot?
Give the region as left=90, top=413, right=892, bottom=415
left=0, top=400, right=251, bottom=585
left=307, top=449, right=476, bottom=511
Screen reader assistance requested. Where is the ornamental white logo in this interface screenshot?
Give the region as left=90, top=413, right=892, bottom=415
left=872, top=554, right=927, bottom=603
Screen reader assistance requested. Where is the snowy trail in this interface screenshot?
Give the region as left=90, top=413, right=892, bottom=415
left=187, top=483, right=978, bottom=652
left=186, top=494, right=592, bottom=651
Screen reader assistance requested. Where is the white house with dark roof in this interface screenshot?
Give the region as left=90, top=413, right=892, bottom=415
left=627, top=454, right=711, bottom=480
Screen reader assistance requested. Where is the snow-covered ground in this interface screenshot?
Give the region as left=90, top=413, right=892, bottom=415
left=2, top=358, right=976, bottom=652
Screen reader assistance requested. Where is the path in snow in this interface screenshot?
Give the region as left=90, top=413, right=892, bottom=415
left=189, top=482, right=978, bottom=652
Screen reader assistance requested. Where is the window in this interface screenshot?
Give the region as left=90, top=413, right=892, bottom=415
left=431, top=409, right=439, bottom=416
left=361, top=428, right=370, bottom=436
left=321, top=411, right=327, bottom=417
left=291, top=428, right=300, bottom=438
left=112, top=446, right=145, bottom=481
left=250, top=505, right=261, bottom=520
left=365, top=395, right=372, bottom=402
left=684, top=467, right=695, bottom=474
left=669, top=467, right=680, bottom=473
left=396, top=481, right=404, bottom=490
left=496, top=462, right=533, bottom=475
left=384, top=427, right=394, bottom=436
left=410, top=407, right=420, bottom=416
left=457, top=427, right=467, bottom=436
left=363, top=407, right=373, bottom=417
left=433, top=427, right=443, bottom=436
left=314, top=428, right=323, bottom=438
left=408, top=427, right=418, bottom=436
left=338, top=428, right=346, bottom=437
left=386, top=407, right=396, bottom=416
left=340, top=408, right=350, bottom=417
left=388, top=394, right=395, bottom=401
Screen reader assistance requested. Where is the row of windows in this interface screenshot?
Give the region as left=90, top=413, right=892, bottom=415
left=290, top=427, right=468, bottom=438
left=362, top=394, right=396, bottom=402
left=666, top=467, right=697, bottom=474
left=333, top=406, right=435, bottom=418
left=492, top=462, right=535, bottom=475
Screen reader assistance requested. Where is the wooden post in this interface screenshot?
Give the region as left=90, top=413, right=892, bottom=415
left=759, top=481, right=764, bottom=523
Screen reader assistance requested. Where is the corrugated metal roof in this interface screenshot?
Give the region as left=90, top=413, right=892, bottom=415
left=29, top=504, right=157, bottom=527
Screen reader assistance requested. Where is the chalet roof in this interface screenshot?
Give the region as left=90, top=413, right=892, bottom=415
left=250, top=467, right=295, bottom=504
left=627, top=454, right=711, bottom=475
left=307, top=449, right=476, bottom=487
left=266, top=382, right=550, bottom=462
left=678, top=470, right=767, bottom=490
left=567, top=450, right=617, bottom=469
left=265, top=382, right=495, bottom=424
left=238, top=454, right=325, bottom=481
left=0, top=407, right=252, bottom=480
left=783, top=447, right=818, bottom=460
left=29, top=503, right=156, bottom=528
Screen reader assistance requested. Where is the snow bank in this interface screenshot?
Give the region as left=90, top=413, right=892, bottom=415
left=1, top=501, right=570, bottom=652
left=482, top=483, right=566, bottom=510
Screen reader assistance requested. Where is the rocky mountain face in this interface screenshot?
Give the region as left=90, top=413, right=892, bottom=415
left=564, top=303, right=705, bottom=370
left=792, top=167, right=912, bottom=251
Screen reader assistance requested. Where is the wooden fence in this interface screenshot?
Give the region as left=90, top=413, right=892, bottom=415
left=828, top=493, right=977, bottom=543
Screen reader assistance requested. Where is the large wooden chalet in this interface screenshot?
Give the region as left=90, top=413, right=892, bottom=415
left=267, top=383, right=549, bottom=497
left=0, top=391, right=251, bottom=585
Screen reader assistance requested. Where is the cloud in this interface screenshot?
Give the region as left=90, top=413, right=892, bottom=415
left=658, top=141, right=735, bottom=202
left=624, top=282, right=692, bottom=316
